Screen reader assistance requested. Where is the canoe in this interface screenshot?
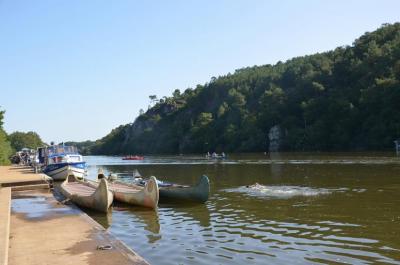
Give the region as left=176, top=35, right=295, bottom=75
left=158, top=175, right=210, bottom=203
left=60, top=175, right=113, bottom=213
left=111, top=177, right=159, bottom=209
left=88, top=173, right=159, bottom=209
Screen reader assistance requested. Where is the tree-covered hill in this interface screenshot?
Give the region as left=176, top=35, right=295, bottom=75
left=90, top=23, right=400, bottom=155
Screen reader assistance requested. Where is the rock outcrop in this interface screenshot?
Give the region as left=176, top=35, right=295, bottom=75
left=268, top=125, right=281, bottom=152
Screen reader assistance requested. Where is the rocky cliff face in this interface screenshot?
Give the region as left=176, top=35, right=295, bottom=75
left=123, top=118, right=155, bottom=144
left=122, top=102, right=180, bottom=148
left=268, top=125, right=281, bottom=152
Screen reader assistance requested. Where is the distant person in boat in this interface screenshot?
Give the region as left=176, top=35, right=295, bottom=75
left=221, top=152, right=226, bottom=158
left=206, top=152, right=211, bottom=158
left=212, top=152, right=217, bottom=158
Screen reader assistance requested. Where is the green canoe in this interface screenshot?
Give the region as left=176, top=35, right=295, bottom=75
left=158, top=175, right=210, bottom=203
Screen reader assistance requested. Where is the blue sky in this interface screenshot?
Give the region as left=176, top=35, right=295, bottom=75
left=0, top=0, right=399, bottom=143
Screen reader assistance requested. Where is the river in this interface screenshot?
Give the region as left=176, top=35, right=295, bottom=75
left=83, top=153, right=400, bottom=265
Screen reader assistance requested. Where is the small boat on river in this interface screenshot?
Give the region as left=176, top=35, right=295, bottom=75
left=206, top=152, right=227, bottom=160
left=88, top=170, right=159, bottom=209
left=122, top=155, right=144, bottom=160
left=60, top=175, right=113, bottom=213
left=158, top=175, right=210, bottom=203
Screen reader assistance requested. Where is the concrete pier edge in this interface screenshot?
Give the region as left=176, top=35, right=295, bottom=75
left=0, top=187, right=11, bottom=265
left=1, top=165, right=150, bottom=265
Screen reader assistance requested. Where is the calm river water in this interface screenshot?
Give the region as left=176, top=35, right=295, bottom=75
left=83, top=153, right=400, bottom=265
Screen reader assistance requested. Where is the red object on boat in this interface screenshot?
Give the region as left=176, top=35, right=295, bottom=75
left=122, top=155, right=144, bottom=160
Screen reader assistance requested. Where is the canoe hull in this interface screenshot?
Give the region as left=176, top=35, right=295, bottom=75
left=113, top=176, right=159, bottom=209
left=60, top=176, right=113, bottom=213
left=159, top=175, right=210, bottom=203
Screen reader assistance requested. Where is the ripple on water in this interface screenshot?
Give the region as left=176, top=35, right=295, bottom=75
left=105, top=200, right=400, bottom=265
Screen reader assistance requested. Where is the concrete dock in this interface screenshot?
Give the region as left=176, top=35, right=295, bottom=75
left=0, top=165, right=51, bottom=189
left=0, top=165, right=149, bottom=265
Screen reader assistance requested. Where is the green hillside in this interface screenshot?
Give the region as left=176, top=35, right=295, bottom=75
left=90, top=23, right=400, bottom=155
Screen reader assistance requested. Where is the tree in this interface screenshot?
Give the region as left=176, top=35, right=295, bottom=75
left=217, top=102, right=228, bottom=118
left=0, top=108, right=12, bottom=164
left=172, top=89, right=181, bottom=98
left=196, top=112, right=213, bottom=127
left=149, top=95, right=158, bottom=106
left=8, top=131, right=44, bottom=151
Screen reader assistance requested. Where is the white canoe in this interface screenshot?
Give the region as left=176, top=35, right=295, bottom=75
left=112, top=176, right=159, bottom=209
left=60, top=175, right=113, bottom=213
left=88, top=175, right=159, bottom=209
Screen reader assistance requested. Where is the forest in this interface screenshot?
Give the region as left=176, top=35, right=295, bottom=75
left=0, top=109, right=44, bottom=165
left=86, top=23, right=400, bottom=155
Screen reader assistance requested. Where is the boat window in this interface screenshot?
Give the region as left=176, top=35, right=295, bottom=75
left=68, top=155, right=82, bottom=162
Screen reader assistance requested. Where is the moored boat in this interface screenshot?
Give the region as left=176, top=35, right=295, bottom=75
left=41, top=144, right=86, bottom=180
left=157, top=175, right=210, bottom=203
left=60, top=175, right=113, bottom=213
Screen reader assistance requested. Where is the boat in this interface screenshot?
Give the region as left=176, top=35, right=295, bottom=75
left=157, top=175, right=210, bottom=203
left=111, top=177, right=159, bottom=209
left=41, top=144, right=86, bottom=180
left=59, top=175, right=113, bottom=213
left=88, top=170, right=159, bottom=209
left=122, top=155, right=144, bottom=160
left=206, top=152, right=227, bottom=159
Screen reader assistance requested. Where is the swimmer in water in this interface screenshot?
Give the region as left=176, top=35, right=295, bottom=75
left=246, top=183, right=264, bottom=189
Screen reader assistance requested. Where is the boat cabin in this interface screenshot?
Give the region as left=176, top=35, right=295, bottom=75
left=43, top=145, right=83, bottom=165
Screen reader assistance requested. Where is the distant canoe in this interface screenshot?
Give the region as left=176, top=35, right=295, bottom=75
left=60, top=175, right=113, bottom=213
left=159, top=175, right=210, bottom=203
left=122, top=156, right=144, bottom=160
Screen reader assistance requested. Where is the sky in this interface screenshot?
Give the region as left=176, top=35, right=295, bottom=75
left=0, top=0, right=399, bottom=143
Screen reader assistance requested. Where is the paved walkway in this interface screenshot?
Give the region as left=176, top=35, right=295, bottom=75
left=0, top=165, right=150, bottom=265
left=0, top=166, right=49, bottom=187
left=9, top=190, right=149, bottom=265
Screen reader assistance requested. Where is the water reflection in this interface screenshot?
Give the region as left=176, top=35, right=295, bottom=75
left=108, top=205, right=162, bottom=244
left=83, top=208, right=113, bottom=229
left=113, top=202, right=160, bottom=235
left=160, top=202, right=211, bottom=228
left=269, top=152, right=283, bottom=180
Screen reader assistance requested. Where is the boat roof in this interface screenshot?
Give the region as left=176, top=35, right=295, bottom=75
left=46, top=145, right=81, bottom=157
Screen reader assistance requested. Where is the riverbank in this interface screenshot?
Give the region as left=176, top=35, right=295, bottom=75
left=0, top=165, right=149, bottom=265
